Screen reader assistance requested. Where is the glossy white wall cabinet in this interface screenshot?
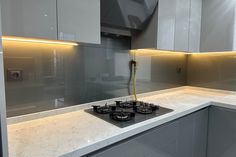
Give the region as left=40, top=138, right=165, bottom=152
left=157, top=0, right=176, bottom=50
left=132, top=0, right=202, bottom=52
left=189, top=0, right=202, bottom=52
left=174, top=0, right=190, bottom=51
left=1, top=0, right=57, bottom=40
left=200, top=0, right=236, bottom=52
left=57, top=0, right=101, bottom=44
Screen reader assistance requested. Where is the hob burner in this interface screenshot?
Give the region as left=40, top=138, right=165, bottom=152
left=115, top=101, right=134, bottom=108
left=93, top=104, right=115, bottom=114
left=110, top=111, right=135, bottom=121
left=134, top=103, right=159, bottom=114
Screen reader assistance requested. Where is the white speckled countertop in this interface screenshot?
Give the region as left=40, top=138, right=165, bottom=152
left=7, top=86, right=236, bottom=157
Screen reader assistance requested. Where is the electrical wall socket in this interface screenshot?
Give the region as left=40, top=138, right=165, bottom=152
left=7, top=69, right=23, bottom=81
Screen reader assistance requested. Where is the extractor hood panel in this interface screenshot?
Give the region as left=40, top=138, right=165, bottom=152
left=101, top=0, right=158, bottom=33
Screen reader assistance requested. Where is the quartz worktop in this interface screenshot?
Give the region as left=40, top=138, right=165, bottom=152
left=7, top=86, right=236, bottom=157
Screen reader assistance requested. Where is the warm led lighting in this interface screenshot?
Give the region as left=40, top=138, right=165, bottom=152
left=130, top=49, right=189, bottom=56
left=131, top=49, right=236, bottom=56
left=189, top=51, right=236, bottom=55
left=1, top=36, right=78, bottom=46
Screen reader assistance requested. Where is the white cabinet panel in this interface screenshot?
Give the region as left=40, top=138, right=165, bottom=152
left=1, top=0, right=57, bottom=40
left=200, top=0, right=236, bottom=52
left=57, top=0, right=101, bottom=44
left=132, top=0, right=202, bottom=52
left=174, top=0, right=190, bottom=51
left=157, top=0, right=176, bottom=51
left=189, top=0, right=202, bottom=52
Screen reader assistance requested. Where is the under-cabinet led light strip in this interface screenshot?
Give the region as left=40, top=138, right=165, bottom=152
left=131, top=49, right=236, bottom=55
left=1, top=36, right=78, bottom=46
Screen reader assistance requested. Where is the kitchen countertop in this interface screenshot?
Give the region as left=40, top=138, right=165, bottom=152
left=7, top=86, right=236, bottom=157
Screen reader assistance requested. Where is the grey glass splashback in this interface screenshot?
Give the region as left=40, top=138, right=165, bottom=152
left=3, top=36, right=186, bottom=117
left=187, top=53, right=236, bottom=90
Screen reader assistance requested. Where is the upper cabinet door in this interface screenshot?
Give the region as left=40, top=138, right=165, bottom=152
left=57, top=0, right=101, bottom=44
left=188, top=0, right=202, bottom=52
left=174, top=0, right=190, bottom=51
left=1, top=0, right=57, bottom=40
left=132, top=0, right=202, bottom=52
left=200, top=0, right=236, bottom=52
left=157, top=0, right=176, bottom=51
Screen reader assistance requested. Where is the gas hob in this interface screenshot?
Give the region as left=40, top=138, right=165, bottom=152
left=85, top=100, right=173, bottom=128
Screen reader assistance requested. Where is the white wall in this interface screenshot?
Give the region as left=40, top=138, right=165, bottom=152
left=0, top=52, right=8, bottom=157
left=0, top=2, right=8, bottom=156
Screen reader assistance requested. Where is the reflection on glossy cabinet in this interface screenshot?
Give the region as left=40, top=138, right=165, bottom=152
left=174, top=0, right=190, bottom=51
left=207, top=106, right=236, bottom=157
left=177, top=108, right=208, bottom=157
left=1, top=0, right=57, bottom=40
left=57, top=0, right=101, bottom=44
left=200, top=0, right=236, bottom=52
left=88, top=108, right=208, bottom=157
left=132, top=0, right=202, bottom=52
left=189, top=0, right=202, bottom=52
left=157, top=0, right=176, bottom=51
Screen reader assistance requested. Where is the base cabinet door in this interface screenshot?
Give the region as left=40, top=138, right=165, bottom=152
left=87, top=108, right=208, bottom=157
left=207, top=106, right=236, bottom=157
left=89, top=121, right=179, bottom=157
left=177, top=108, right=208, bottom=157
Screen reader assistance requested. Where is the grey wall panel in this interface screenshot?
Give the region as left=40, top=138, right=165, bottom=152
left=187, top=53, right=236, bottom=91
left=3, top=36, right=187, bottom=117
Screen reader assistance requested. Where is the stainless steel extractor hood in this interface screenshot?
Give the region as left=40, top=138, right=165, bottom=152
left=101, top=0, right=158, bottom=36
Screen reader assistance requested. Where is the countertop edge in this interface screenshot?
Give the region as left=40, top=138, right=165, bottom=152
left=8, top=86, right=236, bottom=157
left=62, top=102, right=211, bottom=156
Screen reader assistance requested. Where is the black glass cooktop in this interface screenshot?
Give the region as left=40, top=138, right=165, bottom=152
left=85, top=100, right=173, bottom=128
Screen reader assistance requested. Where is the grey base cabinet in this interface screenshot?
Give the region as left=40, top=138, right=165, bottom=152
left=207, top=106, right=236, bottom=157
left=87, top=108, right=208, bottom=157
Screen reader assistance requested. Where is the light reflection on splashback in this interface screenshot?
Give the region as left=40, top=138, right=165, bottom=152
left=187, top=52, right=236, bottom=90
left=3, top=36, right=187, bottom=117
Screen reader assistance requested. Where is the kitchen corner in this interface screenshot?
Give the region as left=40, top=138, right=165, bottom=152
left=1, top=0, right=236, bottom=156
left=7, top=86, right=236, bottom=157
